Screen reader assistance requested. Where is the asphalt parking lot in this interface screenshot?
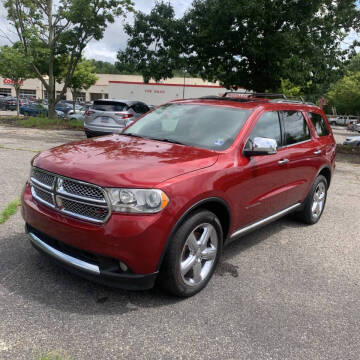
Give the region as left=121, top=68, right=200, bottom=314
left=1, top=125, right=360, bottom=360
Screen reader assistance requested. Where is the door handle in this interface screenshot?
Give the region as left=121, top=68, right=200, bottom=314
left=313, top=150, right=322, bottom=155
left=278, top=159, right=289, bottom=165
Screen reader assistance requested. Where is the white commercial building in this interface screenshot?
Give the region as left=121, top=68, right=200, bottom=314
left=0, top=74, right=228, bottom=105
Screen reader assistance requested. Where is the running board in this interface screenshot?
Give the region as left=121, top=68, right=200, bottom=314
left=230, top=203, right=301, bottom=240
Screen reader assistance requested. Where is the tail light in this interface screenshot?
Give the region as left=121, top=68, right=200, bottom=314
left=85, top=110, right=95, bottom=116
left=115, top=113, right=134, bottom=119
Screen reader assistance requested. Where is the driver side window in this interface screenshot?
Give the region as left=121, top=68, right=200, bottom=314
left=249, top=111, right=281, bottom=146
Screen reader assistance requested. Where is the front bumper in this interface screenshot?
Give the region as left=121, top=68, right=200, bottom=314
left=27, top=224, right=158, bottom=290
left=22, top=183, right=175, bottom=276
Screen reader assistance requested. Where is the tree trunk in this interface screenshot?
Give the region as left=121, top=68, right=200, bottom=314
left=15, top=85, right=20, bottom=117
left=47, top=0, right=56, bottom=119
left=72, top=89, right=76, bottom=112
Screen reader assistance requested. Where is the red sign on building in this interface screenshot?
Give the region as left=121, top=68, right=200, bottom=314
left=2, top=78, right=24, bottom=85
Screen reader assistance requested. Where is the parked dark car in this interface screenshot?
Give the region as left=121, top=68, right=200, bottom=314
left=22, top=93, right=336, bottom=297
left=0, top=96, right=22, bottom=110
left=55, top=102, right=73, bottom=115
left=20, top=104, right=48, bottom=116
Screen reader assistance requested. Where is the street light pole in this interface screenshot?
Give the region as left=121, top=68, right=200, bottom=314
left=183, top=70, right=186, bottom=99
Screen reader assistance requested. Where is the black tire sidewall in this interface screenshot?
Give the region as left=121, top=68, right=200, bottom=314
left=303, top=175, right=328, bottom=224
left=160, top=209, right=223, bottom=297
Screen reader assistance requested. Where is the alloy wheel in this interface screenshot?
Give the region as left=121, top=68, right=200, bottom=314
left=180, top=223, right=218, bottom=286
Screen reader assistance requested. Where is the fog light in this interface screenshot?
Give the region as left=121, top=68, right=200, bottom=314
left=119, top=261, right=128, bottom=272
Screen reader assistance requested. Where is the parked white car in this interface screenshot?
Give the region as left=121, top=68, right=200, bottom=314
left=67, top=106, right=87, bottom=120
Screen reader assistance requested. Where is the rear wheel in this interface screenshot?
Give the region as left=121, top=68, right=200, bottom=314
left=159, top=210, right=223, bottom=297
left=296, top=175, right=328, bottom=225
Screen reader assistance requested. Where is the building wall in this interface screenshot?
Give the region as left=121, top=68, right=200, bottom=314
left=108, top=80, right=227, bottom=105
left=0, top=74, right=228, bottom=104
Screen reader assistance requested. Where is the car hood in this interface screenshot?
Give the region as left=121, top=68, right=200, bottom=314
left=33, top=134, right=219, bottom=187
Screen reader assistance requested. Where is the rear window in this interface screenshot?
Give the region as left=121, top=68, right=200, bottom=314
left=93, top=101, right=127, bottom=112
left=308, top=112, right=330, bottom=136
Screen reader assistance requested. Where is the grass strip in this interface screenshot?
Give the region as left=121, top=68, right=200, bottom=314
left=0, top=198, right=21, bottom=224
left=0, top=116, right=83, bottom=130
left=336, top=144, right=360, bottom=155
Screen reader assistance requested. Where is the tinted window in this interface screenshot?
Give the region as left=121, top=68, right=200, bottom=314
left=93, top=101, right=127, bottom=112
left=124, top=103, right=252, bottom=151
left=308, top=112, right=330, bottom=136
left=139, top=103, right=150, bottom=113
left=282, top=111, right=311, bottom=145
left=249, top=111, right=281, bottom=146
left=131, top=103, right=148, bottom=114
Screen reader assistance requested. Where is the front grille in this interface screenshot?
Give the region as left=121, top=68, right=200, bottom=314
left=61, top=198, right=109, bottom=222
left=30, top=167, right=110, bottom=223
left=32, top=186, right=54, bottom=207
left=31, top=168, right=55, bottom=188
left=62, top=179, right=105, bottom=201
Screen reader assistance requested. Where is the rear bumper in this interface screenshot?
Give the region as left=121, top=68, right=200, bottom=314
left=84, top=129, right=113, bottom=137
left=26, top=224, right=158, bottom=290
left=84, top=123, right=124, bottom=136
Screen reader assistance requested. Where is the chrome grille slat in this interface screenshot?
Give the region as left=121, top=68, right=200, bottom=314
left=61, top=198, right=109, bottom=223
left=31, top=185, right=55, bottom=208
left=30, top=167, right=110, bottom=223
left=57, top=178, right=106, bottom=204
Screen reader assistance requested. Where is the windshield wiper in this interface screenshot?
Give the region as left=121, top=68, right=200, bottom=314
left=146, top=137, right=186, bottom=145
left=122, top=132, right=145, bottom=139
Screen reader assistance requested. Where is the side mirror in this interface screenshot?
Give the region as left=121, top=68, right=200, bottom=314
left=243, top=137, right=278, bottom=156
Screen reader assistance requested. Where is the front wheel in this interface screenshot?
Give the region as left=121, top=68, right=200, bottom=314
left=159, top=210, right=223, bottom=297
left=296, top=175, right=328, bottom=225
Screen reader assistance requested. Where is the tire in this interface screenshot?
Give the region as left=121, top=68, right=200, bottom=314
left=159, top=209, right=223, bottom=297
left=296, top=175, right=328, bottom=225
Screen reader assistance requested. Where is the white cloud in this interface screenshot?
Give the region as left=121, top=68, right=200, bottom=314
left=84, top=0, right=193, bottom=62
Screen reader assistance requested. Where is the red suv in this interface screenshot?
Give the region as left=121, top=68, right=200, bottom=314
left=21, top=93, right=336, bottom=297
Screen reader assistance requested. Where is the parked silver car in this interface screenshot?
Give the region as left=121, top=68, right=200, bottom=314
left=343, top=136, right=360, bottom=146
left=84, top=99, right=150, bottom=137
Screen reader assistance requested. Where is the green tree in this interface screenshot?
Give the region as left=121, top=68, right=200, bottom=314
left=59, top=59, right=98, bottom=110
left=90, top=60, right=121, bottom=74
left=4, top=0, right=133, bottom=117
left=184, top=0, right=358, bottom=92
left=346, top=53, right=360, bottom=73
left=327, top=61, right=360, bottom=115
left=0, top=44, right=33, bottom=116
left=118, top=0, right=359, bottom=93
left=116, top=1, right=184, bottom=82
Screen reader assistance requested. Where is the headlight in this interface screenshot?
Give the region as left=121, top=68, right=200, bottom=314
left=106, top=188, right=169, bottom=213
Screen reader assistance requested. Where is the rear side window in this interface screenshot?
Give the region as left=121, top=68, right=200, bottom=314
left=93, top=101, right=127, bottom=112
left=132, top=103, right=149, bottom=114
left=308, top=112, right=330, bottom=136
left=249, top=111, right=282, bottom=146
left=281, top=111, right=311, bottom=145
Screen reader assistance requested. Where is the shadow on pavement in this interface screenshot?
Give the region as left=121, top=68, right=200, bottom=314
left=0, top=215, right=303, bottom=314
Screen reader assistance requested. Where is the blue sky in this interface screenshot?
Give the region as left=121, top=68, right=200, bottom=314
left=0, top=0, right=358, bottom=63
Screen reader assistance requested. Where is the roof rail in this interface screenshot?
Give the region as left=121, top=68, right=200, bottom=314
left=223, top=91, right=288, bottom=100
left=223, top=91, right=308, bottom=104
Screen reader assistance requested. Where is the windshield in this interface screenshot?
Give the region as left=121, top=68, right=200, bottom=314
left=124, top=103, right=251, bottom=151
